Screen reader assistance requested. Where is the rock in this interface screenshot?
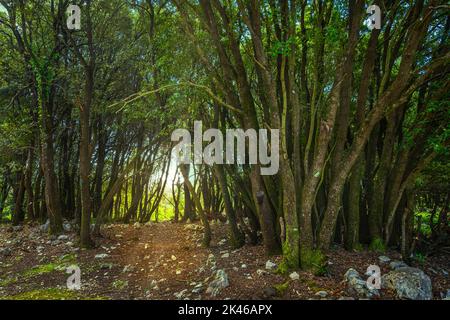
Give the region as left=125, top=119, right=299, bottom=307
left=315, top=291, right=328, bottom=298
left=218, top=239, right=227, bottom=246
left=382, top=267, right=432, bottom=300
left=265, top=260, right=277, bottom=270
left=12, top=225, right=23, bottom=232
left=57, top=235, right=69, bottom=241
left=39, top=220, right=50, bottom=233
left=206, top=254, right=215, bottom=265
left=94, top=253, right=109, bottom=259
left=174, top=289, right=188, bottom=299
left=263, top=287, right=277, bottom=298
left=122, top=265, right=133, bottom=273
left=289, top=272, right=300, bottom=280
left=133, top=222, right=141, bottom=228
left=63, top=222, right=72, bottom=232
left=192, top=286, right=203, bottom=294
left=171, top=255, right=177, bottom=261
left=241, top=264, right=247, bottom=269
left=206, top=269, right=229, bottom=297
left=389, top=260, right=408, bottom=270
left=256, top=269, right=267, bottom=276
left=221, top=252, right=230, bottom=258
left=338, top=296, right=355, bottom=300
left=176, top=270, right=182, bottom=275
left=100, top=263, right=113, bottom=270
left=344, top=268, right=379, bottom=298
left=148, top=280, right=159, bottom=290
left=184, top=224, right=203, bottom=231
left=0, top=247, right=12, bottom=257
left=378, top=256, right=391, bottom=263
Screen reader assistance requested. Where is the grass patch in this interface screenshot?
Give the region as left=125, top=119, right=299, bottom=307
left=301, top=249, right=328, bottom=276
left=369, top=238, right=386, bottom=253
left=23, top=263, right=59, bottom=278
left=0, top=288, right=108, bottom=300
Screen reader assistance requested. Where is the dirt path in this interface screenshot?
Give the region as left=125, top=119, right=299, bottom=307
left=0, top=222, right=449, bottom=300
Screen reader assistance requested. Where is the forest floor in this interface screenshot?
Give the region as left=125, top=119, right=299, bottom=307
left=0, top=221, right=448, bottom=300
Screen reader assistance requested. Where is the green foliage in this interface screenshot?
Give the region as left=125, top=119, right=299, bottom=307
left=273, top=281, right=290, bottom=296
left=413, top=252, right=426, bottom=266
left=369, top=238, right=386, bottom=253
left=301, top=249, right=327, bottom=276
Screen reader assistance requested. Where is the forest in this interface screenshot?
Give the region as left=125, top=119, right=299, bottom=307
left=0, top=0, right=449, bottom=302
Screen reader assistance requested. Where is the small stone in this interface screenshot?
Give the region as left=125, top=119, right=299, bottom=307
left=174, top=289, right=188, bottom=299
left=221, top=253, right=230, bottom=258
left=338, top=296, right=355, bottom=300
left=263, top=287, right=277, bottom=298
left=192, top=286, right=203, bottom=294
left=265, top=260, right=277, bottom=270
left=389, top=260, right=408, bottom=270
left=100, top=263, right=113, bottom=270
left=176, top=270, right=182, bottom=275
left=57, top=235, right=69, bottom=241
left=40, top=220, right=50, bottom=233
left=289, top=272, right=300, bottom=280
left=0, top=248, right=12, bottom=257
left=378, top=256, right=391, bottom=263
left=315, top=291, right=328, bottom=298
left=95, top=253, right=109, bottom=259
left=241, top=264, right=247, bottom=269
left=123, top=265, right=135, bottom=273
left=206, top=269, right=229, bottom=297
left=257, top=269, right=267, bottom=276
left=171, top=255, right=177, bottom=261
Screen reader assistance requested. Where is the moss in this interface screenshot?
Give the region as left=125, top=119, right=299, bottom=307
left=23, top=263, right=59, bottom=278
left=0, top=277, right=18, bottom=287
left=22, top=254, right=78, bottom=278
left=112, top=280, right=128, bottom=289
left=274, top=281, right=290, bottom=296
left=0, top=288, right=109, bottom=300
left=369, top=237, right=386, bottom=253
left=59, top=253, right=77, bottom=264
left=354, top=243, right=364, bottom=252
left=276, top=260, right=289, bottom=275
left=279, top=239, right=300, bottom=273
left=301, top=248, right=327, bottom=276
